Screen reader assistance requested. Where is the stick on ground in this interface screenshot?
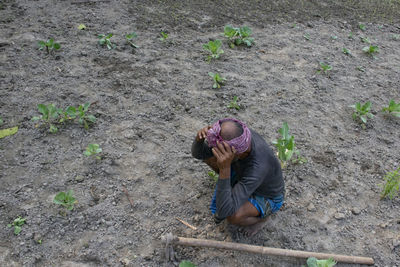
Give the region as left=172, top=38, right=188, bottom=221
left=175, top=218, right=197, bottom=230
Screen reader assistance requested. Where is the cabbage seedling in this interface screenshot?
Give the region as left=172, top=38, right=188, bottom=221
left=227, top=96, right=240, bottom=110
left=7, top=216, right=26, bottom=235
left=360, top=36, right=371, bottom=43
left=317, top=62, right=332, bottom=75
left=350, top=101, right=373, bottom=127
left=32, top=104, right=62, bottom=133
left=77, top=102, right=96, bottom=130
left=126, top=32, right=138, bottom=48
left=223, top=25, right=255, bottom=48
left=38, top=39, right=61, bottom=54
left=53, top=190, right=77, bottom=210
left=84, top=143, right=102, bottom=160
left=208, top=72, right=226, bottom=88
left=380, top=168, right=400, bottom=200
left=202, top=40, right=224, bottom=62
left=362, top=45, right=379, bottom=58
left=302, top=257, right=336, bottom=267
left=342, top=48, right=351, bottom=56
left=382, top=100, right=400, bottom=117
left=272, top=122, right=305, bottom=168
left=359, top=23, right=366, bottom=31
left=98, top=33, right=115, bottom=50
left=208, top=171, right=219, bottom=183
left=159, top=31, right=168, bottom=41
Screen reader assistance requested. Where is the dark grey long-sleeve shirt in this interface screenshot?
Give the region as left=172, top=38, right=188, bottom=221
left=191, top=129, right=284, bottom=218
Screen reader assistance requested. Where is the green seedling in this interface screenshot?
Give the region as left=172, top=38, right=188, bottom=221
left=227, top=96, right=240, bottom=110
left=84, top=143, right=102, bottom=160
left=350, top=101, right=373, bottom=127
left=98, top=33, right=115, bottom=50
left=348, top=32, right=354, bottom=39
left=380, top=168, right=400, bottom=200
left=302, top=257, right=336, bottom=267
left=7, top=216, right=26, bottom=235
left=126, top=32, right=138, bottom=48
left=77, top=102, right=96, bottom=130
left=356, top=66, right=366, bottom=72
left=330, top=35, right=337, bottom=40
left=362, top=45, right=379, bottom=58
left=317, top=62, right=332, bottom=75
left=223, top=25, right=255, bottom=48
left=382, top=100, right=400, bottom=117
left=179, top=260, right=197, bottom=267
left=208, top=72, right=226, bottom=89
left=272, top=122, right=306, bottom=168
left=208, top=171, right=219, bottom=183
left=32, top=104, right=62, bottom=133
left=38, top=39, right=61, bottom=54
left=303, top=33, right=310, bottom=40
left=360, top=36, right=371, bottom=43
left=78, top=24, right=86, bottom=30
left=359, top=23, right=366, bottom=31
left=159, top=31, right=168, bottom=41
left=342, top=48, right=351, bottom=55
left=202, top=40, right=224, bottom=62
left=53, top=190, right=77, bottom=210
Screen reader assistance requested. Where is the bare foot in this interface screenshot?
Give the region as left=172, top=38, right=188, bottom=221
left=243, top=219, right=268, bottom=237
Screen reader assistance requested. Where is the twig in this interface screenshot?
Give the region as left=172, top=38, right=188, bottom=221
left=175, top=218, right=197, bottom=230
left=122, top=186, right=134, bottom=207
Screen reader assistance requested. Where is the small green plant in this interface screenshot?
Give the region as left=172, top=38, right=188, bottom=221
left=208, top=171, right=219, bottom=183
left=208, top=72, right=226, bottom=89
left=382, top=100, right=400, bottom=117
left=380, top=168, right=400, bottom=200
left=53, top=190, right=77, bottom=210
left=360, top=36, right=371, bottom=43
left=227, top=96, right=240, bottom=110
left=303, top=33, right=311, bottom=40
left=350, top=101, right=373, bottom=127
left=76, top=103, right=96, bottom=130
left=78, top=24, right=86, bottom=30
left=98, top=33, right=115, bottom=50
left=272, top=122, right=305, bottom=168
left=302, top=257, right=336, bottom=267
left=348, top=32, right=354, bottom=39
left=330, top=35, right=337, bottom=40
left=7, top=216, right=26, bottom=235
left=159, top=31, right=168, bottom=41
left=342, top=48, right=351, bottom=55
left=362, top=45, right=379, bottom=57
left=202, top=40, right=224, bottom=62
left=84, top=143, right=102, bottom=160
left=356, top=66, right=366, bottom=72
left=179, top=260, right=197, bottom=267
left=126, top=32, right=138, bottom=48
left=223, top=25, right=255, bottom=48
left=32, top=104, right=62, bottom=133
left=359, top=23, right=366, bottom=31
left=317, top=62, right=332, bottom=75
left=38, top=39, right=61, bottom=54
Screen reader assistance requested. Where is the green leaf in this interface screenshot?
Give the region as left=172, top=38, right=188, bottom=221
left=78, top=24, right=86, bottom=30
left=360, top=115, right=367, bottom=124
left=87, top=115, right=96, bottom=123
left=53, top=43, right=61, bottom=50
left=49, top=124, right=58, bottom=133
left=126, top=32, right=137, bottom=40
left=38, top=104, right=48, bottom=116
left=54, top=192, right=66, bottom=204
left=84, top=150, right=91, bottom=156
left=0, top=126, right=18, bottom=139
left=179, top=260, right=197, bottom=267
left=83, top=102, right=90, bottom=111
left=14, top=226, right=22, bottom=235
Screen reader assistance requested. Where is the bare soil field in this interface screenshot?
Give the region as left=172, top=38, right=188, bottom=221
left=1, top=0, right=400, bottom=266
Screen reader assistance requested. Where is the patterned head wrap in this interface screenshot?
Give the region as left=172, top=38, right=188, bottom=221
left=206, top=118, right=251, bottom=154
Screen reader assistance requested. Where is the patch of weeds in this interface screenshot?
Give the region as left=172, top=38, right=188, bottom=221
left=84, top=143, right=102, bottom=160
left=227, top=96, right=240, bottom=110
left=223, top=25, right=255, bottom=48
left=208, top=171, right=219, bottom=183
left=359, top=23, right=366, bottom=31
left=53, top=190, right=77, bottom=210
left=38, top=39, right=61, bottom=54
left=382, top=99, right=400, bottom=117
left=126, top=32, right=138, bottom=48
left=78, top=24, right=86, bottom=30
left=342, top=48, right=351, bottom=56
left=159, top=31, right=168, bottom=42
left=303, top=33, right=310, bottom=40
left=350, top=101, right=373, bottom=128
left=7, top=216, right=26, bottom=235
left=203, top=40, right=224, bottom=62
left=208, top=72, right=226, bottom=89
left=317, top=62, right=332, bottom=75
left=98, top=33, right=115, bottom=50
left=179, top=260, right=197, bottom=267
left=76, top=103, right=96, bottom=130
left=360, top=36, right=371, bottom=43
left=302, top=257, right=336, bottom=267
left=32, top=104, right=62, bottom=133
left=272, top=122, right=306, bottom=168
left=362, top=45, right=379, bottom=58
left=392, top=34, right=400, bottom=40
left=356, top=66, right=366, bottom=72
left=380, top=168, right=400, bottom=200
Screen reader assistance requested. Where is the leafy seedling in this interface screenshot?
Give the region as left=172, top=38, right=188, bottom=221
left=78, top=24, right=86, bottom=30
left=362, top=45, right=379, bottom=58
left=382, top=100, right=400, bottom=117
left=32, top=104, right=62, bottom=133
left=302, top=257, right=336, bottom=267
left=7, top=216, right=26, bottom=235
left=317, top=62, right=332, bottom=75
left=350, top=101, right=373, bottom=127
left=380, top=168, right=400, bottom=200
left=360, top=36, right=371, bottom=43
left=359, top=23, right=366, bottom=31
left=126, top=32, right=138, bottom=48
left=53, top=190, right=77, bottom=211
left=223, top=25, right=255, bottom=48
left=179, top=260, right=197, bottom=267
left=342, top=48, right=351, bottom=56
left=38, top=39, right=61, bottom=54
left=208, top=72, right=226, bottom=89
left=202, top=40, right=224, bottom=62
left=77, top=102, right=96, bottom=130
left=98, top=33, right=115, bottom=50
left=227, top=96, right=240, bottom=110
left=208, top=171, right=219, bottom=183
left=159, top=31, right=168, bottom=42
left=272, top=122, right=306, bottom=168
left=84, top=143, right=102, bottom=160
